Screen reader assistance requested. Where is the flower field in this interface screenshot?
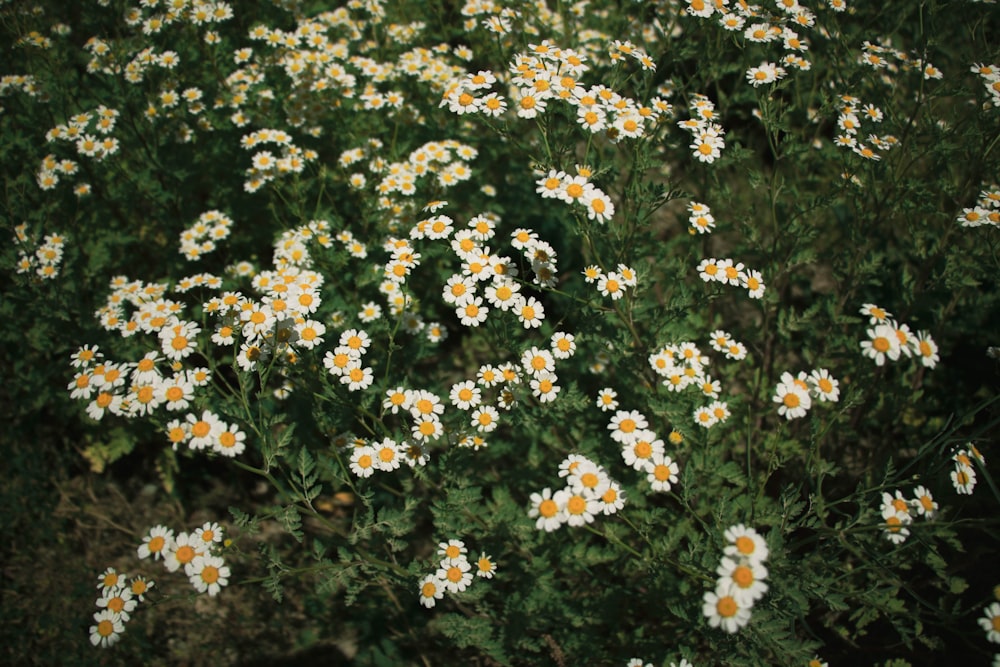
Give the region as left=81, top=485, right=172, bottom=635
left=2, top=0, right=1000, bottom=665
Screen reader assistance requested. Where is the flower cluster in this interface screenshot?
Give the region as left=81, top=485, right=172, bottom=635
left=879, top=486, right=938, bottom=545
left=582, top=262, right=637, bottom=301
left=339, top=433, right=427, bottom=478
left=677, top=94, right=725, bottom=164
left=536, top=166, right=616, bottom=224
left=435, top=209, right=559, bottom=332
left=166, top=409, right=247, bottom=457
left=88, top=567, right=154, bottom=648
left=973, top=62, right=1000, bottom=106
left=859, top=304, right=939, bottom=369
left=607, top=407, right=683, bottom=491
left=772, top=369, right=840, bottom=421
left=681, top=1, right=814, bottom=74
left=702, top=525, right=770, bottom=634
left=956, top=184, right=1000, bottom=228
left=324, top=328, right=375, bottom=392
left=418, top=539, right=497, bottom=608
left=13, top=224, right=66, bottom=279
left=40, top=106, right=120, bottom=192
left=687, top=201, right=716, bottom=234
left=696, top=257, right=766, bottom=299
left=240, top=128, right=316, bottom=192
left=951, top=445, right=985, bottom=495
left=529, top=454, right=626, bottom=532
left=831, top=94, right=898, bottom=161
left=649, top=340, right=732, bottom=429
left=179, top=210, right=234, bottom=261
left=137, top=522, right=231, bottom=595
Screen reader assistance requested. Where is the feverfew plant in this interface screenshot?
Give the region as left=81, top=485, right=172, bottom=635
left=2, top=0, right=1000, bottom=665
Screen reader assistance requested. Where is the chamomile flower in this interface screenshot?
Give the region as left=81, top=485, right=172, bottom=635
left=861, top=324, right=902, bottom=366
left=808, top=368, right=840, bottom=402
left=438, top=539, right=467, bottom=562
left=978, top=602, right=1000, bottom=644
left=137, top=525, right=175, bottom=561
left=514, top=295, right=545, bottom=328
left=164, top=531, right=203, bottom=573
left=186, top=554, right=230, bottom=596
left=645, top=453, right=680, bottom=492
left=349, top=445, right=378, bottom=478
left=911, top=485, right=938, bottom=518
left=96, top=567, right=126, bottom=597
left=702, top=584, right=752, bottom=633
left=609, top=410, right=649, bottom=444
left=596, top=387, right=619, bottom=412
left=557, top=487, right=601, bottom=527
left=773, top=379, right=811, bottom=420
left=551, top=332, right=577, bottom=359
left=471, top=405, right=500, bottom=433
left=529, top=487, right=564, bottom=532
left=951, top=464, right=977, bottom=494
left=716, top=556, right=769, bottom=606
left=95, top=590, right=137, bottom=624
left=914, top=331, right=939, bottom=369
left=418, top=574, right=445, bottom=608
left=860, top=303, right=892, bottom=325
left=881, top=505, right=910, bottom=544
left=597, top=272, right=626, bottom=300
left=450, top=381, right=482, bottom=410
left=474, top=553, right=497, bottom=579
left=90, top=609, right=125, bottom=647
left=621, top=430, right=664, bottom=470
left=723, top=524, right=769, bottom=564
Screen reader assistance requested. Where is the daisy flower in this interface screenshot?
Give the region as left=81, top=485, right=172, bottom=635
left=881, top=505, right=910, bottom=544
left=740, top=269, right=766, bottom=299
left=438, top=539, right=467, bottom=562
left=349, top=445, right=378, bottom=478
left=645, top=453, right=680, bottom=492
left=702, top=584, right=752, bottom=633
left=474, top=553, right=497, bottom=579
left=723, top=524, right=770, bottom=564
left=595, top=387, right=619, bottom=412
left=910, top=485, right=938, bottom=518
left=608, top=410, right=649, bottom=444
left=861, top=324, right=902, bottom=366
left=514, top=296, right=545, bottom=328
left=597, top=272, right=626, bottom=300
left=186, top=554, right=230, bottom=596
left=556, top=488, right=600, bottom=527
left=137, top=524, right=175, bottom=561
left=978, top=602, right=1000, bottom=644
left=418, top=575, right=445, bottom=608
left=951, top=464, right=977, bottom=494
left=716, top=556, right=769, bottom=606
left=89, top=609, right=125, bottom=647
left=471, top=405, right=500, bottom=433
left=914, top=331, right=939, bottom=369
left=550, top=332, right=577, bottom=359
left=449, top=381, right=482, bottom=410
left=621, top=430, right=663, bottom=470
left=436, top=557, right=474, bottom=593
left=96, top=567, right=126, bottom=597
left=860, top=303, right=892, bottom=325
left=773, top=379, right=811, bottom=420
left=808, top=368, right=840, bottom=402
left=529, top=487, right=564, bottom=532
